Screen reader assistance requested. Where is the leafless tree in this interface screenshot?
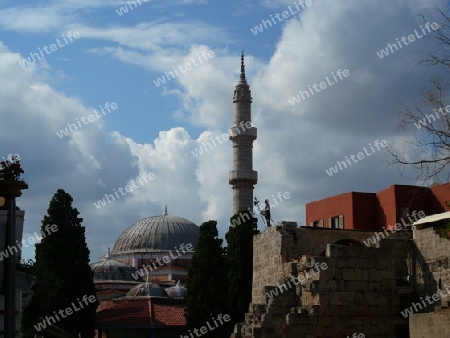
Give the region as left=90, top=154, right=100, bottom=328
left=389, top=8, right=450, bottom=183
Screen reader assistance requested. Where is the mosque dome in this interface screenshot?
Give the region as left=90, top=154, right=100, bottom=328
left=164, top=281, right=187, bottom=298
left=111, top=207, right=199, bottom=254
left=126, top=282, right=166, bottom=297
left=90, top=256, right=139, bottom=281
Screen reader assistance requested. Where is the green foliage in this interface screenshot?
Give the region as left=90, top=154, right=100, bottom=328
left=226, top=210, right=258, bottom=324
left=16, top=259, right=36, bottom=274
left=22, top=189, right=97, bottom=337
left=439, top=220, right=450, bottom=239
left=185, top=220, right=231, bottom=338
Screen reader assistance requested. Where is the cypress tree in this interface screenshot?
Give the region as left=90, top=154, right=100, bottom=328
left=22, top=189, right=97, bottom=337
left=226, top=210, right=258, bottom=324
left=185, top=220, right=230, bottom=337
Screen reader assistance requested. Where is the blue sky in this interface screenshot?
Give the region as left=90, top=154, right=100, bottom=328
left=0, top=0, right=448, bottom=262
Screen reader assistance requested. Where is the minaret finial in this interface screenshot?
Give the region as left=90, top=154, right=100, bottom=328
left=240, top=51, right=246, bottom=81
left=163, top=205, right=168, bottom=215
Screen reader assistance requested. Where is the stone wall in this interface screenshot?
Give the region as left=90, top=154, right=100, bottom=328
left=252, top=222, right=297, bottom=304
left=412, top=225, right=450, bottom=307
left=239, top=221, right=450, bottom=338
left=409, top=310, right=450, bottom=337
left=235, top=239, right=412, bottom=337
left=293, top=226, right=410, bottom=256
left=251, top=222, right=410, bottom=305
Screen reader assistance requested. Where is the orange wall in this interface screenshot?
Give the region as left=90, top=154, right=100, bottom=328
left=306, top=183, right=449, bottom=231
left=375, top=185, right=397, bottom=230
left=352, top=192, right=377, bottom=230
left=306, top=192, right=354, bottom=229
left=430, top=183, right=450, bottom=212
left=394, top=185, right=434, bottom=218
left=306, top=192, right=376, bottom=230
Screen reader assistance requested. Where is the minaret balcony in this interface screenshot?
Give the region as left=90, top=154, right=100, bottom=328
left=228, top=170, right=258, bottom=184
left=228, top=126, right=257, bottom=140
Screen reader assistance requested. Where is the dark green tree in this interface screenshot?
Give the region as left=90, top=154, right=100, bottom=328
left=22, top=189, right=97, bottom=337
left=226, top=210, right=258, bottom=324
left=185, top=220, right=231, bottom=337
left=17, top=258, right=36, bottom=274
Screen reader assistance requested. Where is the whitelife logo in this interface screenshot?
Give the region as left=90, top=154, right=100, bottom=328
left=250, top=0, right=313, bottom=35
left=18, top=31, right=81, bottom=68
left=362, top=210, right=425, bottom=247
left=131, top=243, right=193, bottom=280
left=56, top=102, right=118, bottom=138
left=288, top=69, right=350, bottom=106
left=376, top=22, right=440, bottom=59
left=265, top=259, right=328, bottom=299
left=414, top=104, right=449, bottom=130
left=153, top=50, right=215, bottom=87
left=180, top=314, right=231, bottom=338
left=401, top=284, right=450, bottom=318
left=0, top=224, right=58, bottom=261
left=93, top=172, right=156, bottom=209
left=33, top=294, right=96, bottom=332
left=325, top=139, right=388, bottom=177
left=190, top=121, right=253, bottom=158
left=115, top=0, right=148, bottom=16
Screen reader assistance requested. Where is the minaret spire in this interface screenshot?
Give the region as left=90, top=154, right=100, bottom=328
left=229, top=53, right=258, bottom=215
left=240, top=51, right=246, bottom=82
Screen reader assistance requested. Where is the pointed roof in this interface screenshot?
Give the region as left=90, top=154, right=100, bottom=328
left=239, top=51, right=247, bottom=83
left=234, top=51, right=252, bottom=103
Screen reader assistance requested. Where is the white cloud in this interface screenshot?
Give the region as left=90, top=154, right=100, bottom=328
left=1, top=0, right=447, bottom=262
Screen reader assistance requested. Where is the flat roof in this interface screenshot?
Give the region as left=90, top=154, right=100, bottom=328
left=413, top=211, right=450, bottom=225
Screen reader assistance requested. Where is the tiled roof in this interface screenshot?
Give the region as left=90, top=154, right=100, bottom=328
left=96, top=298, right=186, bottom=327
left=152, top=298, right=186, bottom=326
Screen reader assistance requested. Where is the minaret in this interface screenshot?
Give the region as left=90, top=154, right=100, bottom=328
left=229, top=52, right=258, bottom=215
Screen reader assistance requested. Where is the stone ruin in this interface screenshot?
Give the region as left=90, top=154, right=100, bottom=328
left=231, top=221, right=450, bottom=338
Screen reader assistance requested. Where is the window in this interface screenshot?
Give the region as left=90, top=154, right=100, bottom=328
left=311, top=220, right=323, bottom=228
left=328, top=215, right=344, bottom=229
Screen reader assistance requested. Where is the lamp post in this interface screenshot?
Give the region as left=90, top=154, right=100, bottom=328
left=0, top=155, right=27, bottom=338
left=0, top=180, right=28, bottom=338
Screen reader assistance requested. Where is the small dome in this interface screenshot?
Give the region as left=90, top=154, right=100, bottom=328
left=90, top=258, right=139, bottom=282
left=126, top=282, right=166, bottom=297
left=111, top=209, right=199, bottom=254
left=165, top=281, right=187, bottom=298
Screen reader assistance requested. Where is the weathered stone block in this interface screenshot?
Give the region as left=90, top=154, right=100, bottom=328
left=316, top=280, right=337, bottom=291
left=328, top=291, right=355, bottom=305
left=343, top=268, right=357, bottom=280
left=286, top=313, right=317, bottom=325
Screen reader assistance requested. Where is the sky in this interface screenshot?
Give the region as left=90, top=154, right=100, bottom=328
left=0, top=0, right=448, bottom=262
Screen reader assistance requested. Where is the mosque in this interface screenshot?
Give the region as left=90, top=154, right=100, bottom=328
left=91, top=207, right=200, bottom=337
left=91, top=54, right=255, bottom=337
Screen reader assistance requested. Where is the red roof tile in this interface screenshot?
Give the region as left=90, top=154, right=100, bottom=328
left=96, top=298, right=186, bottom=327
left=151, top=298, right=186, bottom=326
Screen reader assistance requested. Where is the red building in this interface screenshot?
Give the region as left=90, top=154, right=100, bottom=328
left=306, top=183, right=450, bottom=231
